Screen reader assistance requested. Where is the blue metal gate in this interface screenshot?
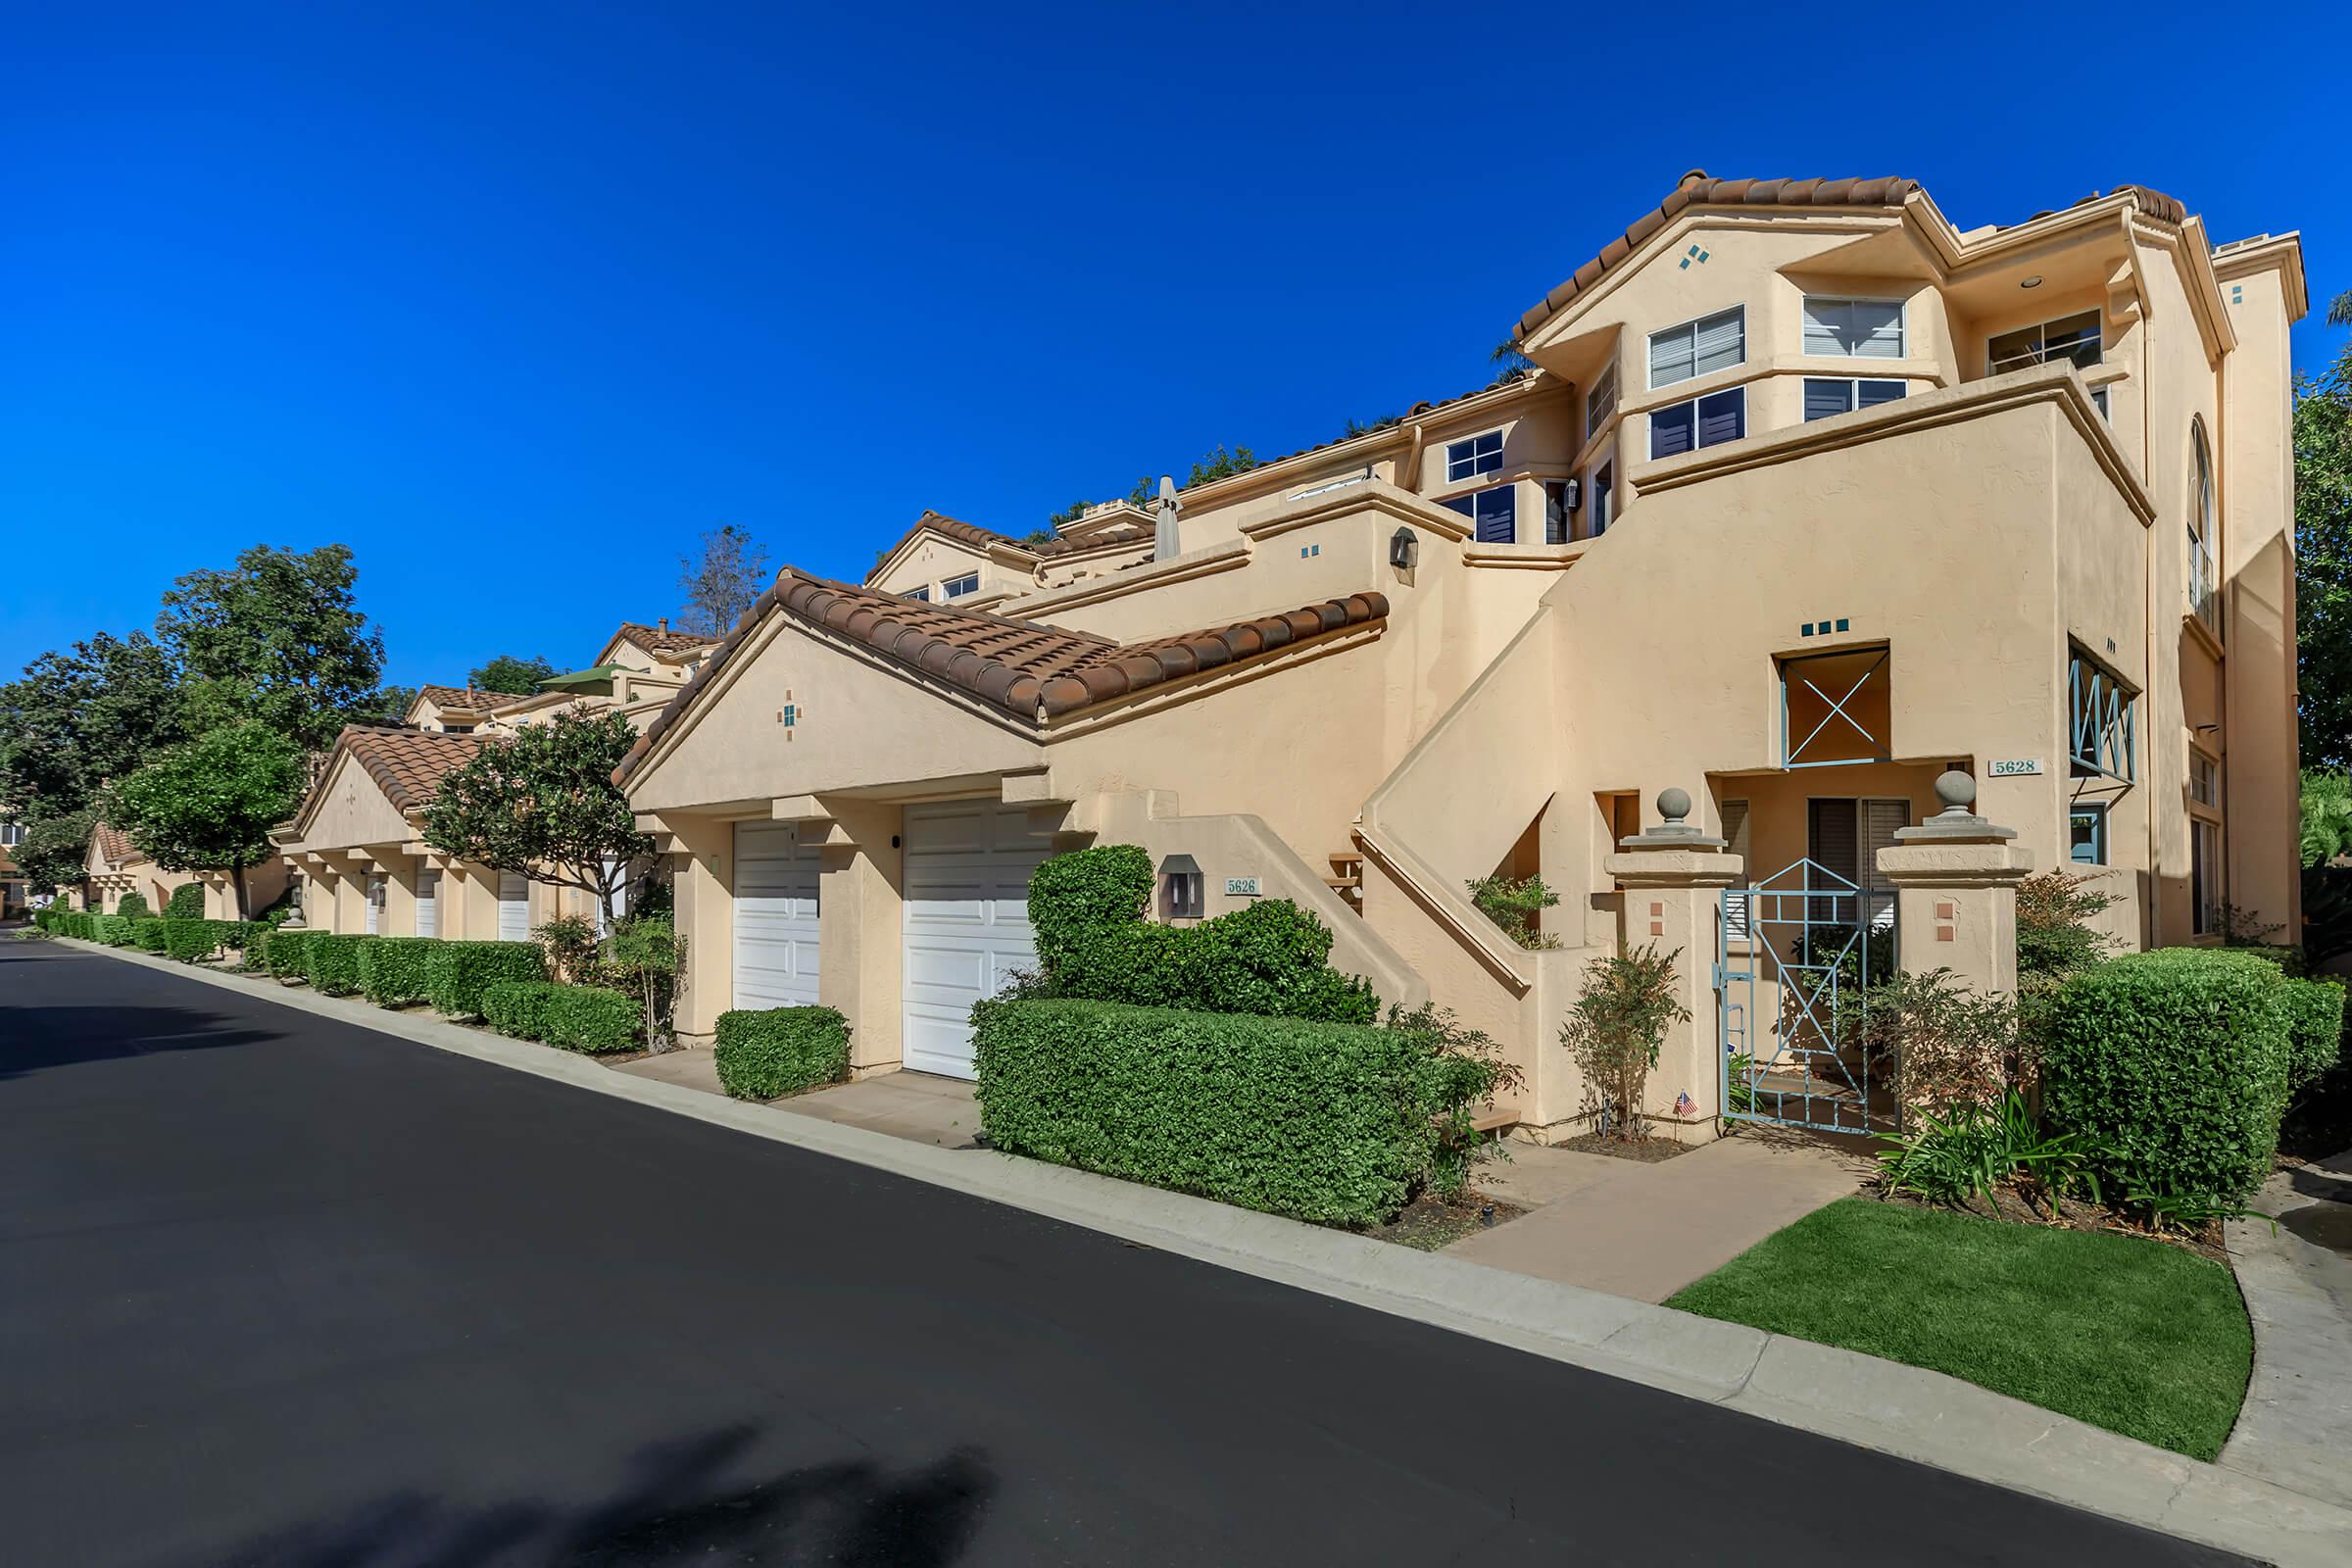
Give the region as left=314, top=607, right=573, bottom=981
left=1719, top=858, right=1898, bottom=1136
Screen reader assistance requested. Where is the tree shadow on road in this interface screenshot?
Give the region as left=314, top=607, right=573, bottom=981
left=171, top=1424, right=996, bottom=1567
left=0, top=1004, right=280, bottom=1081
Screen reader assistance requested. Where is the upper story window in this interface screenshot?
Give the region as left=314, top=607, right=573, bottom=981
left=0, top=822, right=22, bottom=847
left=943, top=573, right=980, bottom=600
left=1648, top=306, right=1744, bottom=388
left=2189, top=421, right=2219, bottom=635
left=1651, top=387, right=1744, bottom=460
left=1803, top=378, right=1906, bottom=421
left=2190, top=751, right=2221, bottom=809
left=1988, top=310, right=2101, bottom=376
left=2068, top=647, right=2136, bottom=783
left=1585, top=364, right=1618, bottom=441
left=1446, top=429, right=1503, bottom=483
left=1803, top=297, right=1905, bottom=359
left=1440, top=483, right=1517, bottom=544
left=906, top=586, right=930, bottom=603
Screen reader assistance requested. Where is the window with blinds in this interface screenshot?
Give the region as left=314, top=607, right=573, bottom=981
left=1651, top=388, right=1744, bottom=460
left=1440, top=484, right=1517, bottom=544
left=1648, top=306, right=1744, bottom=388
left=1585, top=364, right=1618, bottom=440
left=1802, top=297, right=1905, bottom=359
left=1803, top=378, right=1906, bottom=421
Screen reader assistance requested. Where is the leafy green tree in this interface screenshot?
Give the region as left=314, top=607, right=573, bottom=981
left=0, top=632, right=185, bottom=814
left=421, top=707, right=653, bottom=924
left=677, top=523, right=771, bottom=637
left=467, top=655, right=557, bottom=695
left=12, top=806, right=96, bottom=895
left=107, top=720, right=306, bottom=918
left=2303, top=770, right=2352, bottom=866
left=1127, top=445, right=1258, bottom=505
left=2296, top=369, right=2352, bottom=769
left=156, top=543, right=392, bottom=754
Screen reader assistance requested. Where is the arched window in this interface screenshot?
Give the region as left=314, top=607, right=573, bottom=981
left=2189, top=421, right=2218, bottom=633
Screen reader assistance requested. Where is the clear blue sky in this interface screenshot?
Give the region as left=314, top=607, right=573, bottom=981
left=4, top=0, right=2345, bottom=692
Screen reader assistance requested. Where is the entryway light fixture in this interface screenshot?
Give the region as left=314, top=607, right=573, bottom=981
left=1390, top=527, right=1418, bottom=570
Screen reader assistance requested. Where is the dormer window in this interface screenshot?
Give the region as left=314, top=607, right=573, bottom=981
left=1446, top=429, right=1503, bottom=483
left=943, top=573, right=980, bottom=600
left=1988, top=310, right=2101, bottom=376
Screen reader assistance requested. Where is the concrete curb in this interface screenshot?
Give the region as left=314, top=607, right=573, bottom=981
left=36, top=934, right=2352, bottom=1565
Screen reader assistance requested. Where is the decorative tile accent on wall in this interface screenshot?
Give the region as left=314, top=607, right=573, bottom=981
left=1678, top=243, right=1711, bottom=270
left=1797, top=618, right=1853, bottom=638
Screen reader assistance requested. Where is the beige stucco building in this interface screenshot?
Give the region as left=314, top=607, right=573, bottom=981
left=276, top=620, right=716, bottom=941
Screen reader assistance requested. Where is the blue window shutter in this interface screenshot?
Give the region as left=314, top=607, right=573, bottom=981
left=1696, top=388, right=1744, bottom=448
left=1803, top=379, right=1853, bottom=421
left=1475, top=486, right=1515, bottom=544
left=1857, top=379, right=1905, bottom=408
left=1650, top=401, right=1695, bottom=460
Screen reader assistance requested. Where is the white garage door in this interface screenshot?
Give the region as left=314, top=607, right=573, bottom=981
left=734, top=821, right=820, bottom=1010
left=416, top=870, right=439, bottom=938
left=497, top=873, right=531, bottom=942
left=902, top=800, right=1048, bottom=1079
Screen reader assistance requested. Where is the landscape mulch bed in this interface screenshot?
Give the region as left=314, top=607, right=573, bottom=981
left=1874, top=1181, right=2230, bottom=1264
left=1373, top=1188, right=1525, bottom=1250
left=1556, top=1132, right=1690, bottom=1164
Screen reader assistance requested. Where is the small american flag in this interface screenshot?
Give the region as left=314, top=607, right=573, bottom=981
left=1675, top=1092, right=1695, bottom=1118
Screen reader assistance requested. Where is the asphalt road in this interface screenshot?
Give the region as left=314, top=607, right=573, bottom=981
left=0, top=937, right=2253, bottom=1567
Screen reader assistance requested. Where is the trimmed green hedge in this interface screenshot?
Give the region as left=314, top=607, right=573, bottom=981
left=162, top=918, right=223, bottom=963
left=268, top=928, right=318, bottom=982
left=117, top=893, right=151, bottom=919
left=240, top=922, right=272, bottom=973
left=306, top=933, right=368, bottom=997
left=2278, top=975, right=2347, bottom=1091
left=92, top=913, right=131, bottom=947
left=715, top=1006, right=851, bottom=1100
left=481, top=980, right=640, bottom=1053
left=973, top=997, right=1446, bottom=1227
left=360, top=937, right=439, bottom=1007
left=425, top=940, right=545, bottom=1018
left=165, top=883, right=206, bottom=918
left=129, top=918, right=167, bottom=953
left=1025, top=845, right=1378, bottom=1023
left=2044, top=949, right=2294, bottom=1203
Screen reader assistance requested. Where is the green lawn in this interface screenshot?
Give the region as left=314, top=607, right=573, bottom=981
left=1666, top=1198, right=2252, bottom=1458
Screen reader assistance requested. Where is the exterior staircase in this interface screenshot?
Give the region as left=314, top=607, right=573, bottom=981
left=1323, top=849, right=1364, bottom=913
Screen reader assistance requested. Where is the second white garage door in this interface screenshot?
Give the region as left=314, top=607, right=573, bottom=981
left=902, top=800, right=1048, bottom=1079
left=734, top=820, right=821, bottom=1010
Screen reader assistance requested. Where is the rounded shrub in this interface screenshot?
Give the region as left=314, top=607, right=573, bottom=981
left=715, top=1006, right=851, bottom=1100
left=360, top=936, right=439, bottom=1007
left=165, top=884, right=206, bottom=919
left=424, top=940, right=546, bottom=1018
left=2043, top=949, right=2295, bottom=1203
left=116, top=892, right=151, bottom=919
left=2278, top=975, right=2347, bottom=1091
left=1028, top=845, right=1152, bottom=975
left=306, top=933, right=369, bottom=997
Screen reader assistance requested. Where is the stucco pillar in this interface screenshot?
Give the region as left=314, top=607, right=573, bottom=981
left=1601, top=788, right=1743, bottom=1141
left=817, top=799, right=906, bottom=1078
left=665, top=816, right=736, bottom=1043
left=381, top=854, right=419, bottom=936
left=1876, top=770, right=2034, bottom=1001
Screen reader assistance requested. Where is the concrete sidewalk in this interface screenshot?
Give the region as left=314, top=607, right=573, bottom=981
left=606, top=1051, right=982, bottom=1149
left=2222, top=1151, right=2352, bottom=1509
left=1448, top=1128, right=1872, bottom=1301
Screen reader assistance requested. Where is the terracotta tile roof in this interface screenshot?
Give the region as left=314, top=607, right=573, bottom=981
left=613, top=621, right=718, bottom=657
left=92, top=821, right=143, bottom=868
left=615, top=570, right=1389, bottom=782
left=1031, top=523, right=1152, bottom=558
left=416, top=682, right=527, bottom=711
left=1514, top=169, right=2191, bottom=342
left=865, top=511, right=1154, bottom=583
left=303, top=724, right=483, bottom=823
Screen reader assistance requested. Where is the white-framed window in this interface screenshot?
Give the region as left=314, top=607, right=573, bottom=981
left=0, top=822, right=22, bottom=847
left=1988, top=309, right=2102, bottom=376
left=1440, top=483, right=1516, bottom=544
left=2070, top=801, right=2109, bottom=865
left=1585, top=364, right=1618, bottom=441
left=943, top=572, right=980, bottom=600
left=1802, top=296, right=1905, bottom=359
left=1588, top=462, right=1615, bottom=536
left=2189, top=421, right=2219, bottom=635
left=1650, top=387, right=1744, bottom=460
left=1648, top=306, right=1744, bottom=389
left=1446, top=429, right=1504, bottom=483
left=2191, top=750, right=2221, bottom=809
left=1803, top=378, right=1907, bottom=421
left=906, top=585, right=930, bottom=602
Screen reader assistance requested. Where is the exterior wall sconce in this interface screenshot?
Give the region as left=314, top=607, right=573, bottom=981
left=1159, top=853, right=1204, bottom=920
left=1389, top=527, right=1418, bottom=570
